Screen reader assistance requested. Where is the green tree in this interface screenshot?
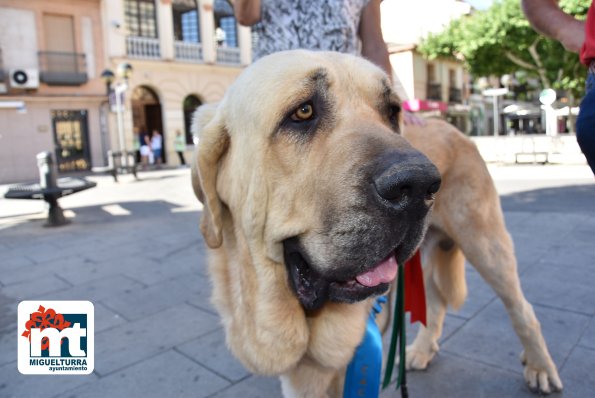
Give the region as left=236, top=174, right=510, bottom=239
left=419, top=0, right=589, bottom=99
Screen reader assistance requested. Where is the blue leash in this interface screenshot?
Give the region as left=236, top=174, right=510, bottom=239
left=343, top=296, right=386, bottom=398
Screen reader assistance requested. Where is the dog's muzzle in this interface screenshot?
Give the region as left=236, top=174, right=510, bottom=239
left=282, top=150, right=441, bottom=311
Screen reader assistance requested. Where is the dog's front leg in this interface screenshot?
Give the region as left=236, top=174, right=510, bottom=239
left=280, top=301, right=370, bottom=398
left=406, top=233, right=466, bottom=370
left=280, top=357, right=338, bottom=398
left=406, top=267, right=447, bottom=369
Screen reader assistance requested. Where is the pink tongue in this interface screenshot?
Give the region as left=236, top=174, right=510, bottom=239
left=355, top=254, right=398, bottom=287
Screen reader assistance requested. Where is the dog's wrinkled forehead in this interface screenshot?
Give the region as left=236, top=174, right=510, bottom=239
left=223, top=50, right=395, bottom=135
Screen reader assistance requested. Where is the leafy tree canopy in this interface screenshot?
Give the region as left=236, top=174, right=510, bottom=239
left=418, top=0, right=589, bottom=98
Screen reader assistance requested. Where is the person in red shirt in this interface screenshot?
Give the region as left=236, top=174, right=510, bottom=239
left=522, top=0, right=595, bottom=175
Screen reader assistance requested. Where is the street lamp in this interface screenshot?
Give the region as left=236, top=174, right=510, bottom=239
left=101, top=63, right=133, bottom=166
left=100, top=69, right=114, bottom=95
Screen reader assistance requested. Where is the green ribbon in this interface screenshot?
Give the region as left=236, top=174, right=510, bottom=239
left=382, top=263, right=408, bottom=397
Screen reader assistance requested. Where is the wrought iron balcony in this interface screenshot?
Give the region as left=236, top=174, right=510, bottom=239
left=449, top=87, right=462, bottom=103
left=427, top=83, right=442, bottom=101
left=38, top=51, right=88, bottom=86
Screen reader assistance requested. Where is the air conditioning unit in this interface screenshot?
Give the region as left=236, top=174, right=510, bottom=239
left=9, top=69, right=40, bottom=89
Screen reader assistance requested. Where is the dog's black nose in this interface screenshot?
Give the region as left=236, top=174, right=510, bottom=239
left=374, top=152, right=441, bottom=209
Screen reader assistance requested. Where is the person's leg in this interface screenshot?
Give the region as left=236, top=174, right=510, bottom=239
left=576, top=72, right=595, bottom=175
left=155, top=148, right=162, bottom=165
left=177, top=151, right=186, bottom=165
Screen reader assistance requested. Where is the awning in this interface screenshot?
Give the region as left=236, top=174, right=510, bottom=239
left=403, top=99, right=448, bottom=113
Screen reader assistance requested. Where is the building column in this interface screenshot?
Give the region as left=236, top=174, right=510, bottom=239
left=158, top=0, right=175, bottom=60
left=238, top=25, right=252, bottom=65
left=199, top=0, right=216, bottom=63
left=101, top=0, right=126, bottom=58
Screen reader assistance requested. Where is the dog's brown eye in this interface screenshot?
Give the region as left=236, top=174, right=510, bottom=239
left=291, top=102, right=315, bottom=121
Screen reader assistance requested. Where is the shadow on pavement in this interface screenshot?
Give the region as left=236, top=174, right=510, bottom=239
left=0, top=199, right=199, bottom=228
left=500, top=184, right=595, bottom=213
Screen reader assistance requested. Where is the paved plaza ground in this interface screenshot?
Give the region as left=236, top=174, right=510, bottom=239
left=0, top=163, right=593, bottom=397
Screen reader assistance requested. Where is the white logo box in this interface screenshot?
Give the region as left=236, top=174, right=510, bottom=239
left=18, top=301, right=94, bottom=375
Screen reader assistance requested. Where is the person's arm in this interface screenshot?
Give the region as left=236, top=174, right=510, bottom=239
left=359, top=0, right=392, bottom=79
left=232, top=0, right=261, bottom=26
left=359, top=0, right=423, bottom=125
left=521, top=0, right=585, bottom=53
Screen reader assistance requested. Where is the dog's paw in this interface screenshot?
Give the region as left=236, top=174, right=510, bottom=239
left=520, top=351, right=563, bottom=395
left=404, top=342, right=438, bottom=370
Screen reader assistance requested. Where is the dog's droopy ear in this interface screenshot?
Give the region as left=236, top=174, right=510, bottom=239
left=191, top=103, right=229, bottom=248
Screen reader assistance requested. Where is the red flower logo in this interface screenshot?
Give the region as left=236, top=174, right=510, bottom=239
left=21, top=305, right=72, bottom=350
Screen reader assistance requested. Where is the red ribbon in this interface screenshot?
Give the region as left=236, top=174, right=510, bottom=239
left=404, top=250, right=426, bottom=326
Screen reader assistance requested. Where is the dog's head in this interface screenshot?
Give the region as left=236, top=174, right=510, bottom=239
left=192, top=50, right=440, bottom=311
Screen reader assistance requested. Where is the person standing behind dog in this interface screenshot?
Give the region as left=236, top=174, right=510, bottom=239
left=522, top=0, right=595, bottom=175
left=174, top=129, right=187, bottom=166
left=233, top=0, right=419, bottom=121
left=236, top=0, right=391, bottom=75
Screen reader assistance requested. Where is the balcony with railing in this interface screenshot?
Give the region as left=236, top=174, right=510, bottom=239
left=124, top=36, right=242, bottom=65
left=126, top=36, right=161, bottom=59
left=449, top=87, right=462, bottom=103
left=174, top=41, right=203, bottom=63
left=38, top=51, right=88, bottom=86
left=216, top=46, right=240, bottom=65
left=427, top=83, right=442, bottom=101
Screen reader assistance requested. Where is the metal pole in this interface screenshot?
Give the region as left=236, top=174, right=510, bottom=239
left=545, top=106, right=558, bottom=136
left=36, top=151, right=69, bottom=226
left=493, top=95, right=498, bottom=136
left=115, top=83, right=128, bottom=167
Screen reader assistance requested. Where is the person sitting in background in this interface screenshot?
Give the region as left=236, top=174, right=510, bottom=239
left=522, top=0, right=595, bottom=175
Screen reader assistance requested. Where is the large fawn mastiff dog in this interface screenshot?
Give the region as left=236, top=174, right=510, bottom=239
left=191, top=50, right=561, bottom=396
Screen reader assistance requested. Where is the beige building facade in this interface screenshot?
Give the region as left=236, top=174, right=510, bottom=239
left=381, top=0, right=471, bottom=132
left=0, top=0, right=108, bottom=183
left=102, top=0, right=250, bottom=168
left=389, top=44, right=470, bottom=132
left=0, top=0, right=249, bottom=183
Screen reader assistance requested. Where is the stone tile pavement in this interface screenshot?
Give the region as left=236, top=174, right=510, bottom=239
left=0, top=164, right=593, bottom=398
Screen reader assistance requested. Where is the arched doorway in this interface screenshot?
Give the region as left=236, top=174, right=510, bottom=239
left=183, top=95, right=202, bottom=144
left=131, top=86, right=165, bottom=164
